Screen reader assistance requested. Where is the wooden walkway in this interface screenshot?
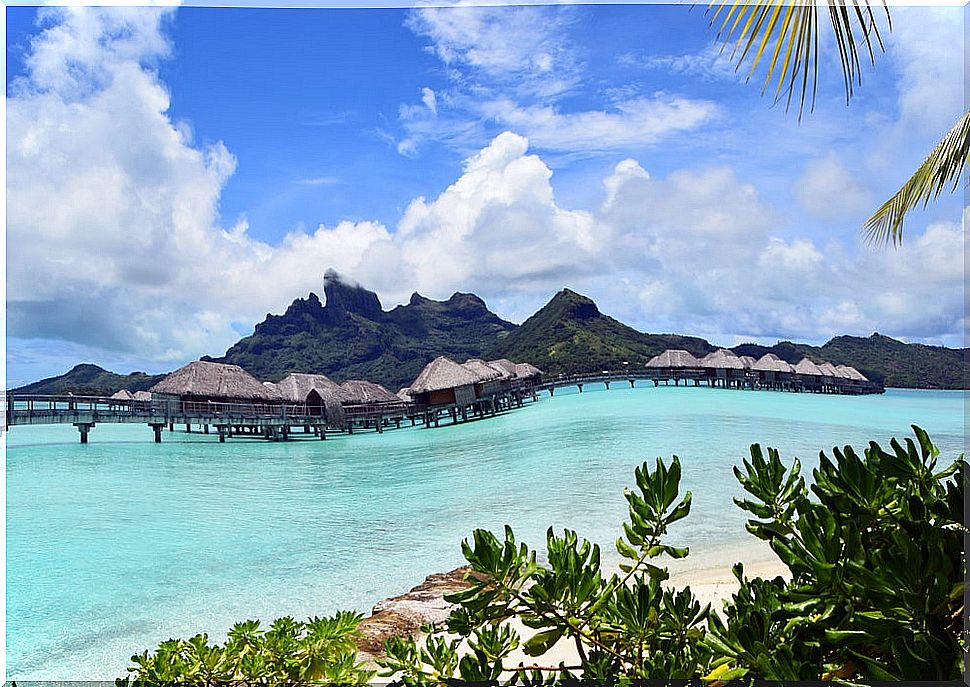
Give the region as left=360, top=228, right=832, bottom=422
left=536, top=369, right=882, bottom=395
left=4, top=388, right=536, bottom=443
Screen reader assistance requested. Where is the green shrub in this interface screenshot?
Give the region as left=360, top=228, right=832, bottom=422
left=122, top=426, right=966, bottom=684
left=381, top=426, right=966, bottom=684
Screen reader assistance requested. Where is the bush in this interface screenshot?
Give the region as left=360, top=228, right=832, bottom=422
left=122, top=426, right=966, bottom=684
left=381, top=426, right=966, bottom=683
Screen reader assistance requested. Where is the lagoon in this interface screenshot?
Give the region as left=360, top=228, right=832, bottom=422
left=6, top=385, right=965, bottom=679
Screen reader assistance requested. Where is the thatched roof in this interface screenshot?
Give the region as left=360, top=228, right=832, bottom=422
left=738, top=356, right=757, bottom=369
left=110, top=389, right=135, bottom=400
left=411, top=356, right=480, bottom=393
left=514, top=362, right=543, bottom=379
left=699, top=349, right=744, bottom=370
left=339, top=379, right=400, bottom=405
left=793, top=358, right=824, bottom=376
left=133, top=390, right=152, bottom=401
left=836, top=365, right=867, bottom=380
left=150, top=361, right=280, bottom=401
left=463, top=358, right=503, bottom=381
left=816, top=362, right=841, bottom=377
left=273, top=373, right=345, bottom=403
left=487, top=359, right=519, bottom=378
left=646, top=350, right=700, bottom=368
left=752, top=354, right=795, bottom=373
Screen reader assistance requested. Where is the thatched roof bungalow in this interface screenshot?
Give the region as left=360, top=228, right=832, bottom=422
left=646, top=350, right=701, bottom=369
left=738, top=355, right=758, bottom=369
left=271, top=373, right=347, bottom=424
left=794, top=358, right=823, bottom=376
left=110, top=389, right=135, bottom=400
left=700, top=349, right=745, bottom=369
left=339, top=380, right=402, bottom=406
left=133, top=390, right=152, bottom=401
left=411, top=356, right=480, bottom=407
left=816, top=362, right=841, bottom=377
left=836, top=365, right=868, bottom=381
left=513, top=362, right=543, bottom=379
left=463, top=358, right=508, bottom=397
left=487, top=359, right=519, bottom=379
left=150, top=361, right=280, bottom=404
left=752, top=354, right=795, bottom=385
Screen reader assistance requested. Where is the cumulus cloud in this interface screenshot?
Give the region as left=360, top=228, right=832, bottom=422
left=8, top=6, right=965, bottom=375
left=795, top=153, right=873, bottom=220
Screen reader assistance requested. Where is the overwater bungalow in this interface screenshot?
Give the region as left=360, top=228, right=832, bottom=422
left=738, top=355, right=758, bottom=370
left=487, top=358, right=519, bottom=379
left=645, top=349, right=702, bottom=385
left=699, top=349, right=745, bottom=388
left=752, top=354, right=796, bottom=390
left=110, top=389, right=135, bottom=401
left=410, top=356, right=480, bottom=408
left=462, top=358, right=507, bottom=397
left=793, top=358, right=824, bottom=392
left=339, top=380, right=403, bottom=406
left=150, top=360, right=281, bottom=412
left=273, top=373, right=346, bottom=425
left=512, top=362, right=543, bottom=390
left=816, top=362, right=842, bottom=393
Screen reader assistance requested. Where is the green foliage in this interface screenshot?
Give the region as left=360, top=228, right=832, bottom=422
left=119, top=611, right=375, bottom=686
left=378, top=426, right=966, bottom=684
left=121, top=426, right=965, bottom=684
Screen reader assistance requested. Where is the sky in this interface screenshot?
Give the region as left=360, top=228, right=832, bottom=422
left=5, top=2, right=966, bottom=387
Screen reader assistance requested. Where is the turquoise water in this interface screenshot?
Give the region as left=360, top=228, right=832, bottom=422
left=6, top=386, right=965, bottom=679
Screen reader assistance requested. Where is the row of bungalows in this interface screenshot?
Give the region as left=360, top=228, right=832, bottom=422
left=404, top=356, right=543, bottom=424
left=643, top=349, right=880, bottom=394
left=148, top=361, right=408, bottom=430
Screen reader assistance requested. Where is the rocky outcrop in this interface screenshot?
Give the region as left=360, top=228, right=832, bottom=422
left=356, top=567, right=483, bottom=660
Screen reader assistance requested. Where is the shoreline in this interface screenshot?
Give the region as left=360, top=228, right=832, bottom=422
left=356, top=537, right=788, bottom=667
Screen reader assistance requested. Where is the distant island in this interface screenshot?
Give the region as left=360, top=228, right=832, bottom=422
left=12, top=270, right=969, bottom=394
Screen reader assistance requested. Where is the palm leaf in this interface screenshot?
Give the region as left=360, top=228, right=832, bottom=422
left=707, top=0, right=890, bottom=118
left=864, top=110, right=970, bottom=246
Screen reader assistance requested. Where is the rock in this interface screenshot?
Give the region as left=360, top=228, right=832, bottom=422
left=355, top=566, right=482, bottom=660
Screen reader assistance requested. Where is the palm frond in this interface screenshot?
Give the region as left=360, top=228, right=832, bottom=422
left=864, top=110, right=970, bottom=246
left=706, top=0, right=890, bottom=118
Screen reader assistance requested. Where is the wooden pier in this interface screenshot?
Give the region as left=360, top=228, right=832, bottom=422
left=4, top=386, right=537, bottom=443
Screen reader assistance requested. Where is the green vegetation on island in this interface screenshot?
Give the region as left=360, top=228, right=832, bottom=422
left=121, top=426, right=967, bottom=683
left=11, top=364, right=166, bottom=397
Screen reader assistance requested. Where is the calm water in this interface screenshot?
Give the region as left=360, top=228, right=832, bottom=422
left=6, top=386, right=965, bottom=679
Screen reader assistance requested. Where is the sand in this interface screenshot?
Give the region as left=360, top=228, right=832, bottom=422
left=366, top=539, right=789, bottom=676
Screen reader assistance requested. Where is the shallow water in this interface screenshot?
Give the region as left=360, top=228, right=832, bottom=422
left=6, top=385, right=965, bottom=679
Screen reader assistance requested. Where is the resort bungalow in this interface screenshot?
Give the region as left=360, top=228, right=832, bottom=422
left=133, top=390, right=152, bottom=401
left=339, top=380, right=404, bottom=407
left=462, top=358, right=507, bottom=398
left=272, top=373, right=346, bottom=426
left=409, top=356, right=480, bottom=408
left=816, top=362, right=843, bottom=393
left=512, top=362, right=543, bottom=390
left=110, top=389, right=135, bottom=401
left=699, top=349, right=745, bottom=388
left=487, top=359, right=519, bottom=379
left=752, top=354, right=796, bottom=390
left=150, top=360, right=281, bottom=413
left=645, top=350, right=702, bottom=385
left=793, top=358, right=824, bottom=392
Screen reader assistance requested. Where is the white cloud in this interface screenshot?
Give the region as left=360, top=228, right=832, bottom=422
left=795, top=153, right=873, bottom=220
left=619, top=43, right=740, bottom=82
left=405, top=4, right=582, bottom=99
left=478, top=94, right=719, bottom=152
left=8, top=6, right=965, bottom=375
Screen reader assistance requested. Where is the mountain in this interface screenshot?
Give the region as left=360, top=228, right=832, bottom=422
left=203, top=269, right=516, bottom=390
left=732, top=334, right=969, bottom=389
left=488, top=289, right=968, bottom=389
left=12, top=281, right=968, bottom=394
left=487, top=289, right=714, bottom=375
left=10, top=364, right=166, bottom=396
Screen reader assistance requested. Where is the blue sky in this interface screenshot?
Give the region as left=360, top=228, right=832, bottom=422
left=5, top=3, right=966, bottom=387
